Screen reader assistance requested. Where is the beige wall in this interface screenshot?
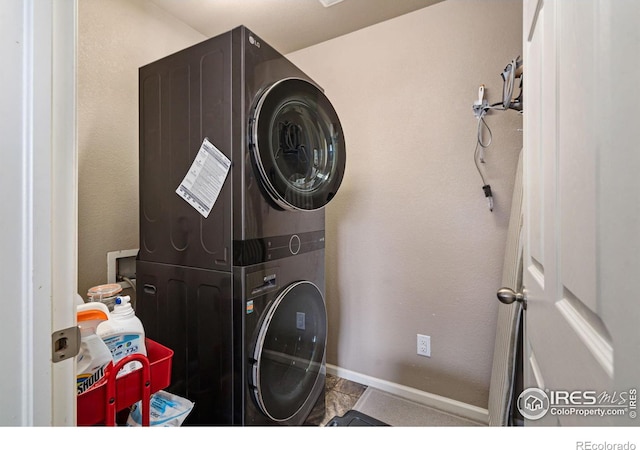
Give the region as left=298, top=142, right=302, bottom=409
left=288, top=0, right=522, bottom=408
left=77, top=0, right=205, bottom=297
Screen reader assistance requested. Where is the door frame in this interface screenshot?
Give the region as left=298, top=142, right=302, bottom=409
left=0, top=0, right=77, bottom=426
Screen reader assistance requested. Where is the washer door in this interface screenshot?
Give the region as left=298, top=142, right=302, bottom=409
left=251, top=281, right=327, bottom=422
left=250, top=78, right=346, bottom=211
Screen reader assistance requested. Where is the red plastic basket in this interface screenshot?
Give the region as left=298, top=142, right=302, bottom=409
left=77, top=338, right=173, bottom=426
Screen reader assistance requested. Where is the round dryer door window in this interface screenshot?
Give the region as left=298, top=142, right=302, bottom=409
left=250, top=78, right=346, bottom=211
left=252, top=281, right=327, bottom=422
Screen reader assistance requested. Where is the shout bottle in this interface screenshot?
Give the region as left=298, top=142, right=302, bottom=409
left=76, top=302, right=113, bottom=394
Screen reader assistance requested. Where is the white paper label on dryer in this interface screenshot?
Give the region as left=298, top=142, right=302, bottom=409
left=176, top=138, right=231, bottom=218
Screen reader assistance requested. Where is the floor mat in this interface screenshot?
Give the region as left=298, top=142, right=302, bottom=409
left=325, top=409, right=389, bottom=426
left=352, top=388, right=483, bottom=427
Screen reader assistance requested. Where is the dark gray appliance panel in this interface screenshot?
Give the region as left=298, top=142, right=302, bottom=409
left=250, top=280, right=327, bottom=421
left=139, top=32, right=232, bottom=270
left=233, top=26, right=326, bottom=241
left=240, top=249, right=327, bottom=425
left=136, top=260, right=233, bottom=425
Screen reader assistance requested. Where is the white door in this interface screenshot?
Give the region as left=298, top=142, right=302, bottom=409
left=521, top=0, right=640, bottom=426
left=0, top=0, right=77, bottom=426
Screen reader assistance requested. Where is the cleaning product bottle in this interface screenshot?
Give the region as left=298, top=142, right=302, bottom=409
left=97, top=295, right=147, bottom=377
left=76, top=303, right=113, bottom=395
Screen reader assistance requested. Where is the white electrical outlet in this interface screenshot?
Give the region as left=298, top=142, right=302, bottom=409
left=417, top=334, right=431, bottom=357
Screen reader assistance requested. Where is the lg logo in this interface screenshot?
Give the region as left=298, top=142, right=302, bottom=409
left=249, top=35, right=261, bottom=48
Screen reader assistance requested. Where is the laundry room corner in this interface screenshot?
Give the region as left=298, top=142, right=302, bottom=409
left=77, top=0, right=206, bottom=298
left=287, top=0, right=523, bottom=410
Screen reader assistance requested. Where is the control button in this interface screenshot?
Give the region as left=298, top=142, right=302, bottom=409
left=289, top=234, right=301, bottom=255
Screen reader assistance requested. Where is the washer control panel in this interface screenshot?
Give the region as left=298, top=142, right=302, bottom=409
left=234, top=230, right=324, bottom=266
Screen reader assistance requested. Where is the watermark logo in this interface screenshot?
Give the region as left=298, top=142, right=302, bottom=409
left=576, top=442, right=636, bottom=450
left=517, top=387, right=637, bottom=420
left=517, top=387, right=550, bottom=420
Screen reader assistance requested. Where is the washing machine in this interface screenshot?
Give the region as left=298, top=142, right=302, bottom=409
left=239, top=248, right=327, bottom=425
left=136, top=245, right=327, bottom=426
left=136, top=26, right=344, bottom=425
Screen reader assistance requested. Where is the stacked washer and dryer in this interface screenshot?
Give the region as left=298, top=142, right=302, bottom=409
left=136, top=26, right=345, bottom=425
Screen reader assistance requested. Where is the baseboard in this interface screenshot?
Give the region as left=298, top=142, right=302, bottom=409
left=326, top=364, right=490, bottom=425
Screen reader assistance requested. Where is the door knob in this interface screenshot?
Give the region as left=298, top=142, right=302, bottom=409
left=496, top=287, right=527, bottom=310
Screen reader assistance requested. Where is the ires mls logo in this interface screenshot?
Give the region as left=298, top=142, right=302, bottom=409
left=517, top=387, right=638, bottom=420
left=517, top=388, right=550, bottom=420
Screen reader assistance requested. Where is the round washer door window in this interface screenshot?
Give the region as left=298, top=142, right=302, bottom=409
left=252, top=281, right=327, bottom=422
left=250, top=78, right=346, bottom=211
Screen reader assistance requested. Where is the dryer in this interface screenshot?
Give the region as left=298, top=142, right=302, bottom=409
left=136, top=26, right=344, bottom=425
left=137, top=25, right=345, bottom=271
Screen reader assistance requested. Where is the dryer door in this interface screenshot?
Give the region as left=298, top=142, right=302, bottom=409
left=251, top=281, right=327, bottom=422
left=250, top=78, right=346, bottom=211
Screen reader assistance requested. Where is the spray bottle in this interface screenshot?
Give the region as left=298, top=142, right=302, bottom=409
left=97, top=295, right=147, bottom=377
left=76, top=303, right=113, bottom=395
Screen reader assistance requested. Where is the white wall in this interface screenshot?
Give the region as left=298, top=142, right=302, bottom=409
left=288, top=0, right=523, bottom=407
left=77, top=0, right=206, bottom=297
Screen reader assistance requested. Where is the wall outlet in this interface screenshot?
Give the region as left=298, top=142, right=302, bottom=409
left=417, top=334, right=431, bottom=357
